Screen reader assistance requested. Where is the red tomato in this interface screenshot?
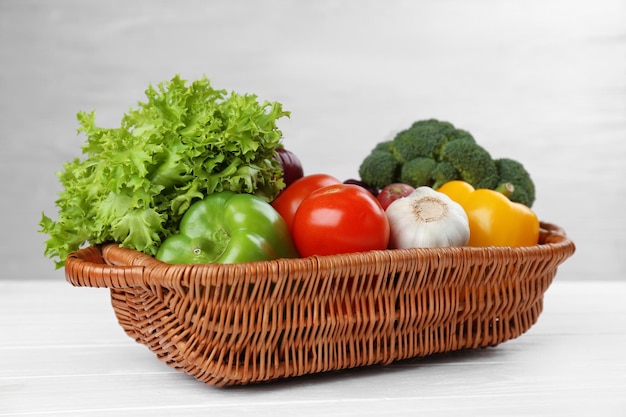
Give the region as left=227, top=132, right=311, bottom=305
left=292, top=184, right=390, bottom=257
left=271, top=173, right=341, bottom=234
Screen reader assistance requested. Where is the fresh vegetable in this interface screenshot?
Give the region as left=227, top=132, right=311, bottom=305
left=377, top=183, right=415, bottom=210
left=292, top=183, right=390, bottom=257
left=358, top=118, right=535, bottom=207
left=271, top=173, right=341, bottom=234
left=276, top=147, right=304, bottom=188
left=156, top=191, right=298, bottom=264
left=385, top=186, right=469, bottom=249
left=40, top=75, right=290, bottom=267
left=437, top=180, right=539, bottom=247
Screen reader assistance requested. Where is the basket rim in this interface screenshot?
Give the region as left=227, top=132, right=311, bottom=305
left=65, top=221, right=575, bottom=290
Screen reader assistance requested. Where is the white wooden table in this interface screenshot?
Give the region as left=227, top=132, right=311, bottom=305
left=1, top=279, right=624, bottom=416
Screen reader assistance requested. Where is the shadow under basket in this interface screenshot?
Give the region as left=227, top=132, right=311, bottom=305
left=65, top=221, right=575, bottom=386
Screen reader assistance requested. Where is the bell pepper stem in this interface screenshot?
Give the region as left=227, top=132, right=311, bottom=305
left=495, top=182, right=515, bottom=198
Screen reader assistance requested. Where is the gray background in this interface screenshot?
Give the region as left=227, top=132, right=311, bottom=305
left=1, top=0, right=624, bottom=281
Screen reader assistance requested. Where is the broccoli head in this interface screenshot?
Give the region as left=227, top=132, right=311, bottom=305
left=358, top=119, right=535, bottom=200
left=439, top=139, right=498, bottom=190
left=494, top=158, right=536, bottom=207
left=400, top=157, right=438, bottom=187
left=358, top=150, right=401, bottom=189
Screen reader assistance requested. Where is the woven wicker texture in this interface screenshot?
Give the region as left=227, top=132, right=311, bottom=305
left=65, top=222, right=575, bottom=386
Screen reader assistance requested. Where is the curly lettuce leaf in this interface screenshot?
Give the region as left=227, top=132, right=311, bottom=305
left=40, top=75, right=289, bottom=268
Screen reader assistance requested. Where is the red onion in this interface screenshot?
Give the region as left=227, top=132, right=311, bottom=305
left=276, top=148, right=304, bottom=187
left=343, top=179, right=379, bottom=197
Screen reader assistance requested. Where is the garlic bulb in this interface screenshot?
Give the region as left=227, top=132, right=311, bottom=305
left=385, top=186, right=470, bottom=249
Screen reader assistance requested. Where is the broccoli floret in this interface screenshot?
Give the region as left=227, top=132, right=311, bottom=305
left=431, top=161, right=460, bottom=189
left=439, top=139, right=499, bottom=189
left=358, top=150, right=401, bottom=189
left=391, top=119, right=458, bottom=162
left=494, top=158, right=536, bottom=207
left=392, top=129, right=441, bottom=162
left=373, top=140, right=394, bottom=153
left=400, top=157, right=437, bottom=187
left=446, top=128, right=475, bottom=144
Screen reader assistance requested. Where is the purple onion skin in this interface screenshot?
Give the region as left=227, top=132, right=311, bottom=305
left=343, top=179, right=379, bottom=197
left=276, top=148, right=304, bottom=187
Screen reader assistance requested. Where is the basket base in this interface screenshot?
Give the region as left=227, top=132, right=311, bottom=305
left=108, top=283, right=546, bottom=386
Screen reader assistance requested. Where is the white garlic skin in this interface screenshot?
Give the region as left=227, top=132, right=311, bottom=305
left=385, top=186, right=470, bottom=249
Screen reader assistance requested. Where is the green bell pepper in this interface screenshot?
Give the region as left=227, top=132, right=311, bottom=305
left=156, top=191, right=299, bottom=264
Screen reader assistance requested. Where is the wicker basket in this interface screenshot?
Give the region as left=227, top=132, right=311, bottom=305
left=65, top=221, right=574, bottom=386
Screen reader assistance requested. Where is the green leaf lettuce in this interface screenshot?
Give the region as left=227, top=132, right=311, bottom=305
left=40, top=75, right=290, bottom=268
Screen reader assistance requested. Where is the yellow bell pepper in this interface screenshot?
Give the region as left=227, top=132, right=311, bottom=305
left=437, top=181, right=539, bottom=247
